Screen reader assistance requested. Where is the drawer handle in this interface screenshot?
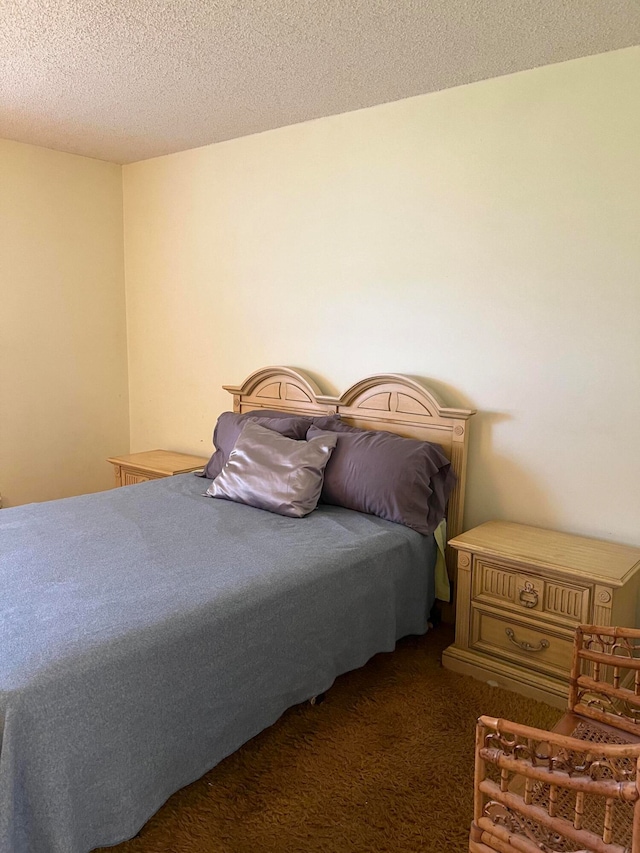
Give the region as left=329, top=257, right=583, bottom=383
left=518, top=581, right=539, bottom=609
left=505, top=627, right=549, bottom=653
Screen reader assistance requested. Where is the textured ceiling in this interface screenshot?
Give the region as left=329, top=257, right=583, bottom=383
left=1, top=0, right=639, bottom=164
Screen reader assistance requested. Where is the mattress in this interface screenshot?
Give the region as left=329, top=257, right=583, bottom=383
left=0, top=473, right=437, bottom=853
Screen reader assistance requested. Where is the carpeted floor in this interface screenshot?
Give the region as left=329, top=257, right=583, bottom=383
left=101, top=626, right=561, bottom=853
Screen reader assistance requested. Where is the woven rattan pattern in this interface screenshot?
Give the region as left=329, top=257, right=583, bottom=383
left=524, top=719, right=635, bottom=852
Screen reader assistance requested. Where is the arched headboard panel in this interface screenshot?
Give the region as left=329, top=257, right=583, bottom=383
left=320, top=374, right=474, bottom=555
left=223, top=366, right=336, bottom=417
left=223, top=366, right=475, bottom=605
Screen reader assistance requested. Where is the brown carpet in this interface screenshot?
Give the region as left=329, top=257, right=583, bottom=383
left=101, top=627, right=560, bottom=853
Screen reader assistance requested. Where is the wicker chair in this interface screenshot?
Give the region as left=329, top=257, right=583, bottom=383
left=470, top=625, right=640, bottom=853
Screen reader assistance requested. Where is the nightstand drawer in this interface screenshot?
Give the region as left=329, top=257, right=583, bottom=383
left=122, top=471, right=158, bottom=486
left=470, top=606, right=574, bottom=679
left=473, top=558, right=590, bottom=627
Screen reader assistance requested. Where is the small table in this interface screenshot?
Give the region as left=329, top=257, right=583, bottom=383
left=107, top=450, right=209, bottom=488
left=442, top=521, right=640, bottom=708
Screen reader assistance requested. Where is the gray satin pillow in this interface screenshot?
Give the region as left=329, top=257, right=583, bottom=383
left=199, top=411, right=341, bottom=479
left=206, top=421, right=338, bottom=518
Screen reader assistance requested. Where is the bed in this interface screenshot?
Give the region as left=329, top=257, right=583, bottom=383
left=0, top=367, right=474, bottom=853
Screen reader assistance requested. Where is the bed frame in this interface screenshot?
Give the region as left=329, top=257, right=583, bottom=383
left=223, top=366, right=475, bottom=609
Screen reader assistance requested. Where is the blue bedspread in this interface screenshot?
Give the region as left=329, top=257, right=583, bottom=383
left=0, top=474, right=436, bottom=853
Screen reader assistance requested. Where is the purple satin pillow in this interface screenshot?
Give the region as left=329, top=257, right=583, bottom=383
left=201, top=411, right=341, bottom=479
left=306, top=422, right=456, bottom=535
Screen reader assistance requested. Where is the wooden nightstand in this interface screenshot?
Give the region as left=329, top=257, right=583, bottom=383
left=442, top=521, right=640, bottom=708
left=107, top=450, right=209, bottom=487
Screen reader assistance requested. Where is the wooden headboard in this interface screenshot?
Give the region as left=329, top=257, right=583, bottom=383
left=223, top=366, right=475, bottom=593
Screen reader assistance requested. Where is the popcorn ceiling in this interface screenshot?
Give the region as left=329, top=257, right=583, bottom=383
left=1, top=0, right=638, bottom=164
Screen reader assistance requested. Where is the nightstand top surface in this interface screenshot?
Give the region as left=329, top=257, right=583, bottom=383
left=107, top=449, right=209, bottom=476
left=448, top=521, right=640, bottom=586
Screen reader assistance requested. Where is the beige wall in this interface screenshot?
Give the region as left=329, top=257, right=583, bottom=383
left=0, top=139, right=129, bottom=506
left=121, top=46, right=639, bottom=546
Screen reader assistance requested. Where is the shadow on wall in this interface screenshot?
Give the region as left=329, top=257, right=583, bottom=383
left=402, top=379, right=554, bottom=532
left=464, top=410, right=558, bottom=532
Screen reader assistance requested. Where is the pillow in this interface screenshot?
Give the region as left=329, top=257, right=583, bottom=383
left=206, top=421, right=338, bottom=518
left=306, top=423, right=456, bottom=535
left=200, top=411, right=340, bottom=479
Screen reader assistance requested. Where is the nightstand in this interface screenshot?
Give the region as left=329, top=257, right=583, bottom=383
left=442, top=521, right=640, bottom=708
left=107, top=450, right=209, bottom=487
